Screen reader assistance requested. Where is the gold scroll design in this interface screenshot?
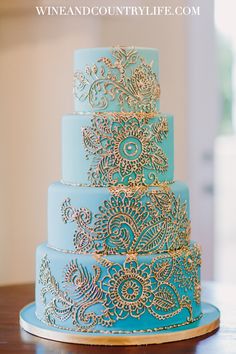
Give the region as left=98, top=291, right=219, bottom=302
left=61, top=187, right=190, bottom=255
left=38, top=250, right=198, bottom=332
left=174, top=243, right=202, bottom=304
left=73, top=46, right=160, bottom=112
left=82, top=112, right=169, bottom=186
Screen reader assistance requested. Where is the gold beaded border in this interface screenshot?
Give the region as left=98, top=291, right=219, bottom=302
left=60, top=179, right=175, bottom=188
left=34, top=311, right=203, bottom=335
left=70, top=111, right=161, bottom=117
left=46, top=242, right=192, bottom=257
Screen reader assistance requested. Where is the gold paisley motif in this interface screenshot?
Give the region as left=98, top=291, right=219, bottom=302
left=61, top=188, right=190, bottom=255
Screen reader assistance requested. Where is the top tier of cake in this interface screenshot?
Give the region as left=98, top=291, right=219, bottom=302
left=73, top=47, right=160, bottom=113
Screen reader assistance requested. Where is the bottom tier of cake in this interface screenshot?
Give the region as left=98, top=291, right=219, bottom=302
left=35, top=243, right=202, bottom=334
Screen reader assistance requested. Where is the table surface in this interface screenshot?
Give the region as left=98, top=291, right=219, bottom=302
left=0, top=281, right=235, bottom=354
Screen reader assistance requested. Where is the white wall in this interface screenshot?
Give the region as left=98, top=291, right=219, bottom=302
left=187, top=0, right=219, bottom=279
left=0, top=1, right=101, bottom=284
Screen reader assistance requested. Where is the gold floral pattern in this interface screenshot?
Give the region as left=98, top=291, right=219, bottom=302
left=73, top=47, right=160, bottom=112
left=103, top=261, right=155, bottom=319
left=82, top=112, right=169, bottom=186
left=38, top=247, right=201, bottom=332
left=61, top=187, right=190, bottom=255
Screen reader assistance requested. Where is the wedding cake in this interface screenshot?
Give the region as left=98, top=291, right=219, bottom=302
left=20, top=47, right=220, bottom=345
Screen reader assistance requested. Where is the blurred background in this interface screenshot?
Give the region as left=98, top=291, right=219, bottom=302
left=0, top=0, right=235, bottom=284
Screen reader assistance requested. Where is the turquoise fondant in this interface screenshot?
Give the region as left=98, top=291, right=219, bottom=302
left=73, top=47, right=160, bottom=113
left=62, top=113, right=174, bottom=185
left=35, top=242, right=201, bottom=333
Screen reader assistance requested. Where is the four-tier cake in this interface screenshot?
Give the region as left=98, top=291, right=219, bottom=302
left=20, top=47, right=220, bottom=345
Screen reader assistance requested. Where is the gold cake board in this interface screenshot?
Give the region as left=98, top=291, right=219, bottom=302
left=19, top=302, right=220, bottom=346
